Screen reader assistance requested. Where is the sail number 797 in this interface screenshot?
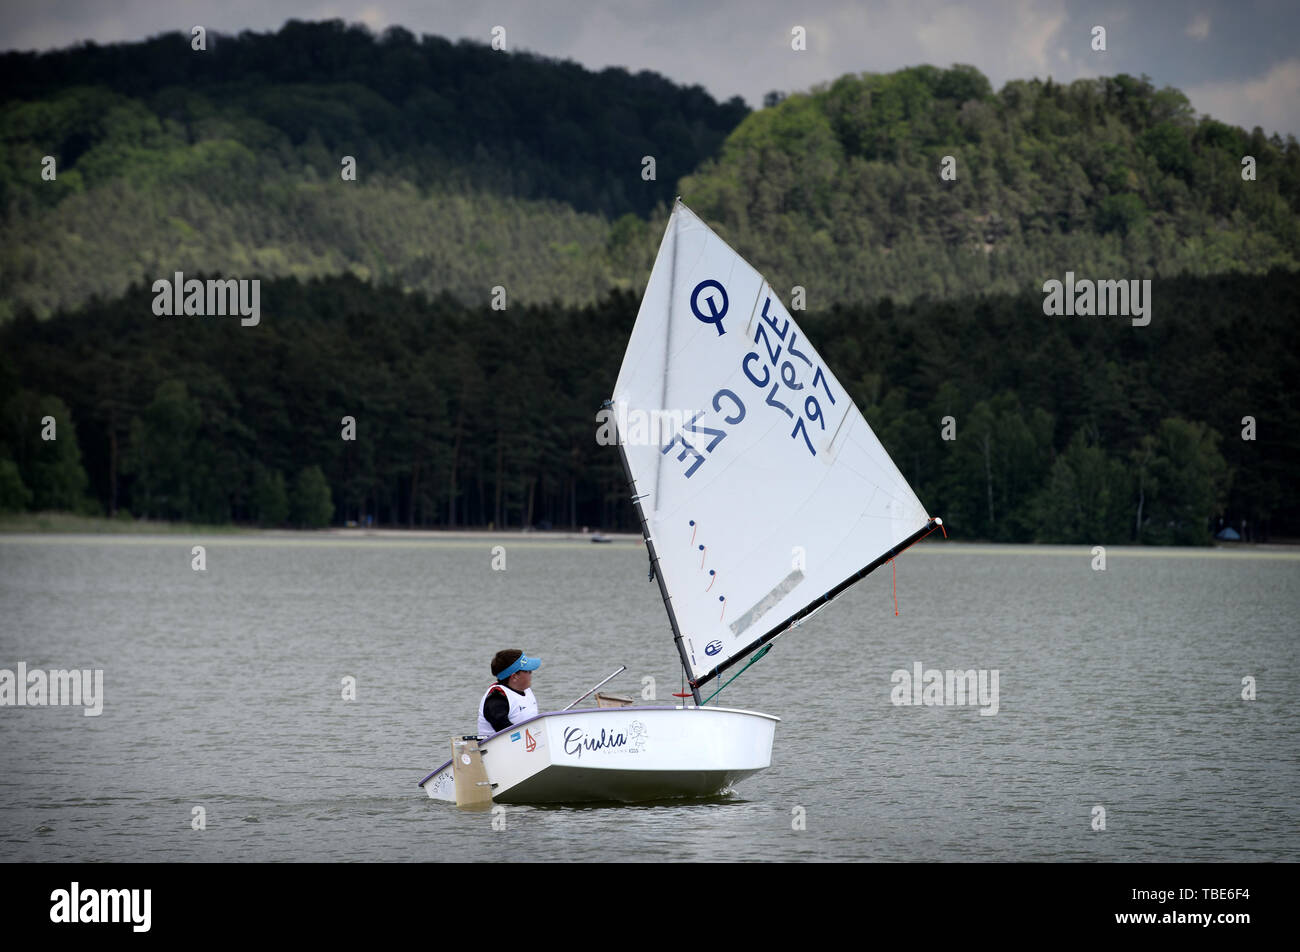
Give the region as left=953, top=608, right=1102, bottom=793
left=742, top=297, right=835, bottom=456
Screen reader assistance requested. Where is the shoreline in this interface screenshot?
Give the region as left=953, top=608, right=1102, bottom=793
left=0, top=511, right=642, bottom=542
left=0, top=512, right=1293, bottom=553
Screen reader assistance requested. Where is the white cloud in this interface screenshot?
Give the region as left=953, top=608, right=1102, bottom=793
left=915, top=6, right=985, bottom=64
left=1186, top=58, right=1300, bottom=137
left=1186, top=13, right=1211, bottom=41
left=1018, top=2, right=1069, bottom=71
left=911, top=0, right=1066, bottom=79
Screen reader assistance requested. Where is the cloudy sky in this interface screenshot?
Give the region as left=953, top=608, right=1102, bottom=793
left=3, top=0, right=1298, bottom=138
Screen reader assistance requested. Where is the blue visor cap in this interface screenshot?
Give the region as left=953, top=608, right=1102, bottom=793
left=496, top=654, right=541, bottom=681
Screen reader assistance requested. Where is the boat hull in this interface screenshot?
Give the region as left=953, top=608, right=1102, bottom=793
left=419, top=706, right=778, bottom=804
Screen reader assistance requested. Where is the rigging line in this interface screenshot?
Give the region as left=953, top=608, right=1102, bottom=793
left=897, top=519, right=943, bottom=555
left=703, top=644, right=773, bottom=705
left=884, top=521, right=943, bottom=619
left=788, top=600, right=830, bottom=630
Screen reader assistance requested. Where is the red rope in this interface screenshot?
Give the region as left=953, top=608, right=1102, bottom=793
left=887, top=518, right=945, bottom=617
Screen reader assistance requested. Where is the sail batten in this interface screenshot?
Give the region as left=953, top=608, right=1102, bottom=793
left=613, top=202, right=933, bottom=684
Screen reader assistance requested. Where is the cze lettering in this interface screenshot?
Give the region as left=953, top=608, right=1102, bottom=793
left=660, top=389, right=746, bottom=478
left=743, top=296, right=834, bottom=457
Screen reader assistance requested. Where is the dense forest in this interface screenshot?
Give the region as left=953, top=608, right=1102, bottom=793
left=2, top=270, right=1295, bottom=542
left=1, top=24, right=1296, bottom=542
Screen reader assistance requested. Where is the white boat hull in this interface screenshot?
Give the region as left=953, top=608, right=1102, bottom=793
left=419, top=706, right=778, bottom=804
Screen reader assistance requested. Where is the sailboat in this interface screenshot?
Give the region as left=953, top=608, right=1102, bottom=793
left=419, top=200, right=941, bottom=805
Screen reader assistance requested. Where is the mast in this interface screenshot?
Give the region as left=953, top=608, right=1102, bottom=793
left=609, top=404, right=703, bottom=706
left=689, top=517, right=943, bottom=691
left=651, top=199, right=680, bottom=533
left=620, top=199, right=701, bottom=705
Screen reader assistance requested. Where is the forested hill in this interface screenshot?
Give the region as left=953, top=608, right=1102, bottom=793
left=3, top=26, right=1299, bottom=320
left=680, top=66, right=1300, bottom=305
left=0, top=20, right=745, bottom=318
left=0, top=18, right=747, bottom=217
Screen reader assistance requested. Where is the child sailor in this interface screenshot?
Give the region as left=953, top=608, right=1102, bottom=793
left=477, top=650, right=541, bottom=737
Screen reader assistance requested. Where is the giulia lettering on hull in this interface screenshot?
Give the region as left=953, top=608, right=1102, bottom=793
left=563, top=725, right=628, bottom=757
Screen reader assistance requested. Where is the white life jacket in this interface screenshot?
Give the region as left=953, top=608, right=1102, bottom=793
left=477, top=683, right=538, bottom=737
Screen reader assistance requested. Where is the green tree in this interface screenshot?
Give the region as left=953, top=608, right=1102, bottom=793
left=252, top=467, right=289, bottom=527
left=1031, top=430, right=1130, bottom=542
left=291, top=465, right=334, bottom=528
left=0, top=392, right=92, bottom=512
left=1095, top=193, right=1147, bottom=235
left=939, top=392, right=1053, bottom=541
left=0, top=457, right=32, bottom=511
left=1139, top=121, right=1193, bottom=175
left=1140, top=418, right=1230, bottom=544
left=125, top=380, right=201, bottom=520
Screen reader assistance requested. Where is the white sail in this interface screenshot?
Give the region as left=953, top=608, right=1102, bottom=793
left=612, top=201, right=931, bottom=684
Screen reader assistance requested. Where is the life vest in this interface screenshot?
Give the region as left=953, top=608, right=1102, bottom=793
left=477, top=683, right=538, bottom=737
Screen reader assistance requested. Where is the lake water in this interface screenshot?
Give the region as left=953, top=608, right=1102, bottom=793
left=1, top=534, right=1296, bottom=862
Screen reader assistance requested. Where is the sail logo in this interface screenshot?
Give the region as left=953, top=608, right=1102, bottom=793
left=890, top=663, right=999, bottom=716
left=705, top=640, right=724, bottom=656
left=690, top=279, right=729, bottom=335
left=525, top=729, right=537, bottom=752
